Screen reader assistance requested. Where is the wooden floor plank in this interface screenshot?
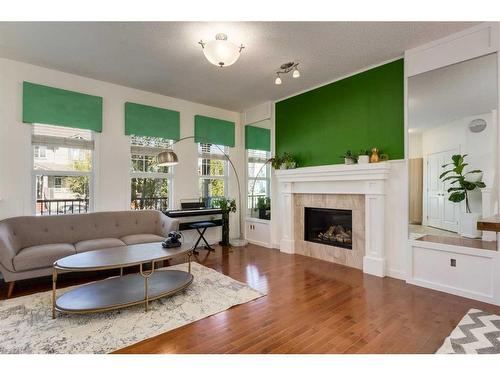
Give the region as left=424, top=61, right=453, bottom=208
left=2, top=243, right=500, bottom=354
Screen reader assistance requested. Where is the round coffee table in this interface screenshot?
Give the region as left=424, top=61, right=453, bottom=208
left=52, top=242, right=194, bottom=318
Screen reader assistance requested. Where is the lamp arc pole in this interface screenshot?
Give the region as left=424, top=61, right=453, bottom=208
left=157, top=135, right=247, bottom=247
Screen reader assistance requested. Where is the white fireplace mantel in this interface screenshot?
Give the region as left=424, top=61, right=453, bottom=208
left=275, top=163, right=392, bottom=277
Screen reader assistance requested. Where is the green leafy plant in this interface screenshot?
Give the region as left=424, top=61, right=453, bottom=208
left=256, top=197, right=271, bottom=210
left=270, top=153, right=296, bottom=169
left=213, top=197, right=237, bottom=214
left=340, top=150, right=357, bottom=162
left=359, top=149, right=370, bottom=156
left=439, top=154, right=485, bottom=213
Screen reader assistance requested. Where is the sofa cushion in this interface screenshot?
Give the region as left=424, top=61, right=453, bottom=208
left=75, top=238, right=126, bottom=253
left=13, top=243, right=76, bottom=271
left=120, top=234, right=164, bottom=245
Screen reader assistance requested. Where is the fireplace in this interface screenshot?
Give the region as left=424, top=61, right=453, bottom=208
left=304, top=207, right=353, bottom=250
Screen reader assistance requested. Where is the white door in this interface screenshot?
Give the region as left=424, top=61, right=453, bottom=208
left=426, top=150, right=459, bottom=232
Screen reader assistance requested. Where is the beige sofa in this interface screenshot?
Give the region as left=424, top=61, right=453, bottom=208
left=0, top=210, right=178, bottom=296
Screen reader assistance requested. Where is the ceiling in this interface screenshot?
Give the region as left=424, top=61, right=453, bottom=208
left=408, top=53, right=497, bottom=132
left=0, top=22, right=480, bottom=112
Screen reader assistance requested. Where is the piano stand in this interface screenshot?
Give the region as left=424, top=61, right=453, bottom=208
left=189, top=222, right=217, bottom=253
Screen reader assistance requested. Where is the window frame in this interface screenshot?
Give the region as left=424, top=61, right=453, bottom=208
left=197, top=143, right=229, bottom=203
left=31, top=124, right=95, bottom=215
left=246, top=148, right=271, bottom=219
left=129, top=135, right=174, bottom=211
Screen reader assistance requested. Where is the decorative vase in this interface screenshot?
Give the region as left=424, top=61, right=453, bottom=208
left=220, top=211, right=230, bottom=245
left=460, top=212, right=482, bottom=238
left=344, top=157, right=355, bottom=165
left=370, top=148, right=380, bottom=163
left=358, top=155, right=369, bottom=164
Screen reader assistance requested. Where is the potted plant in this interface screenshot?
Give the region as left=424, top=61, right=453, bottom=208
left=440, top=154, right=485, bottom=238
left=270, top=153, right=297, bottom=169
left=256, top=197, right=271, bottom=220
left=358, top=150, right=370, bottom=164
left=340, top=150, right=357, bottom=165
left=212, top=197, right=237, bottom=245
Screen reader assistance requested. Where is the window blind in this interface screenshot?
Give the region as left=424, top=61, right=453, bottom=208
left=194, top=115, right=235, bottom=147
left=23, top=82, right=103, bottom=132
left=125, top=102, right=180, bottom=140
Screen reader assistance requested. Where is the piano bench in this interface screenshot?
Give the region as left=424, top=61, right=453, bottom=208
left=189, top=221, right=217, bottom=253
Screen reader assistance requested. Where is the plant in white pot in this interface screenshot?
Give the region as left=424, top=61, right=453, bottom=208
left=439, top=154, right=485, bottom=238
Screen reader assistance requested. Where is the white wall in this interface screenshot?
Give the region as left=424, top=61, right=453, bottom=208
left=0, top=58, right=244, bottom=243
left=422, top=112, right=496, bottom=213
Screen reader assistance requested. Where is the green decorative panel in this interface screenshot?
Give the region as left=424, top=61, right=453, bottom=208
left=275, top=59, right=404, bottom=167
left=125, top=102, right=180, bottom=139
left=245, top=123, right=271, bottom=151
left=23, top=81, right=103, bottom=132
left=194, top=115, right=235, bottom=147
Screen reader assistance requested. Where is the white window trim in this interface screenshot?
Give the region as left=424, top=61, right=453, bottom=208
left=198, top=143, right=229, bottom=200
left=31, top=126, right=95, bottom=215
left=246, top=149, right=271, bottom=218
left=129, top=137, right=174, bottom=211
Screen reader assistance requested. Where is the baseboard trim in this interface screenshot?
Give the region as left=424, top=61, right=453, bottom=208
left=363, top=256, right=385, bottom=277
left=407, top=277, right=499, bottom=306
left=386, top=268, right=406, bottom=280
left=247, top=239, right=273, bottom=248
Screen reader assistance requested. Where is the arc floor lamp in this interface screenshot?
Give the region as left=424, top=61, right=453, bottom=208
left=156, top=136, right=248, bottom=247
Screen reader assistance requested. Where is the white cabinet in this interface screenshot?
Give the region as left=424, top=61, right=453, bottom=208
left=245, top=218, right=271, bottom=248
left=408, top=240, right=500, bottom=305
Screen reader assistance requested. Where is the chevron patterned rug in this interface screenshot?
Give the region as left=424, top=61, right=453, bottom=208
left=437, top=309, right=500, bottom=354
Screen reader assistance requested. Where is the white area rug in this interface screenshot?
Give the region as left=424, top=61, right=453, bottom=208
left=0, top=262, right=264, bottom=354
left=437, top=309, right=500, bottom=354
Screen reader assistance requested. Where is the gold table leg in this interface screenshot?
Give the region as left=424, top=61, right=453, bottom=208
left=52, top=268, right=58, bottom=319
left=139, top=261, right=155, bottom=312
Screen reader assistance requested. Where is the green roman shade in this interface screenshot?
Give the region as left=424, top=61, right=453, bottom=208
left=125, top=102, right=180, bottom=140
left=23, top=81, right=103, bottom=132
left=245, top=122, right=271, bottom=151
left=194, top=115, right=235, bottom=147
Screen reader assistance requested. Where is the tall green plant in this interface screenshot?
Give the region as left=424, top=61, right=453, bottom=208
left=439, top=154, right=485, bottom=213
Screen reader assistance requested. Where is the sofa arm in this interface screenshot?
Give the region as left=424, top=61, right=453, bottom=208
left=158, top=213, right=179, bottom=237
left=0, top=222, right=19, bottom=272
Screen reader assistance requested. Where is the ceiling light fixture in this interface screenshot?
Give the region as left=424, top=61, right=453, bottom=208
left=199, top=33, right=244, bottom=68
left=275, top=62, right=301, bottom=85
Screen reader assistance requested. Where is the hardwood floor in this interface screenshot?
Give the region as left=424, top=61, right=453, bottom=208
left=2, top=243, right=500, bottom=353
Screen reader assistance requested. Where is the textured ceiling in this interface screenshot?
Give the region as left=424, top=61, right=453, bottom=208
left=0, top=22, right=479, bottom=111
left=409, top=53, right=497, bottom=132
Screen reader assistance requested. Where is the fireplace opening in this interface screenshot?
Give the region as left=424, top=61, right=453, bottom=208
left=304, top=207, right=353, bottom=249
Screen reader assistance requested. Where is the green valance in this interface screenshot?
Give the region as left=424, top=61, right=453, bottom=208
left=245, top=121, right=271, bottom=151
left=125, top=102, right=180, bottom=140
left=23, top=81, right=103, bottom=132
left=194, top=115, right=235, bottom=147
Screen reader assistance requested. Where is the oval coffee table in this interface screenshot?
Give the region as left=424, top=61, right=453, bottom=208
left=52, top=242, right=194, bottom=318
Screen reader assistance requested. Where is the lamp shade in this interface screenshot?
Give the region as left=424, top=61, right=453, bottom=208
left=156, top=149, right=179, bottom=166
left=202, top=33, right=242, bottom=67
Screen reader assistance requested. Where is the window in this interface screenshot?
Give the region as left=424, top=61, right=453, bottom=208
left=34, top=145, right=47, bottom=159
left=130, top=135, right=173, bottom=211
left=32, top=124, right=93, bottom=215
left=247, top=148, right=271, bottom=220
left=198, top=143, right=228, bottom=206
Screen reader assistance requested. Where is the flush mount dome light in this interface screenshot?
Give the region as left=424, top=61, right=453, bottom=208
left=199, top=33, right=244, bottom=67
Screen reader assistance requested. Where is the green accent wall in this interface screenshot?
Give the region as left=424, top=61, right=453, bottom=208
left=125, top=102, right=180, bottom=139
left=23, top=81, right=103, bottom=132
left=194, top=115, right=235, bottom=147
left=275, top=59, right=404, bottom=167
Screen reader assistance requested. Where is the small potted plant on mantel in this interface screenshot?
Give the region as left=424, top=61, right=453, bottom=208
left=439, top=154, right=485, bottom=238
left=270, top=153, right=297, bottom=169
left=340, top=150, right=357, bottom=165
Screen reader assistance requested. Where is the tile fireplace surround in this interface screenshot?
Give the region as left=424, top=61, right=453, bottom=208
left=275, top=163, right=391, bottom=277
